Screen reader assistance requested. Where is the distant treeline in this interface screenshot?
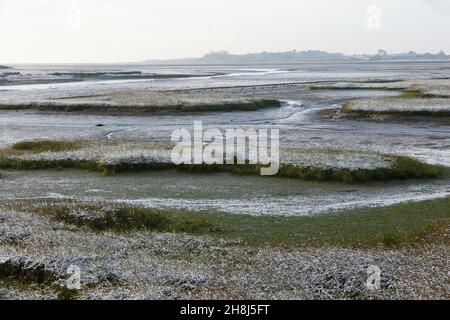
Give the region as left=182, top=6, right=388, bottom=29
left=143, top=49, right=450, bottom=64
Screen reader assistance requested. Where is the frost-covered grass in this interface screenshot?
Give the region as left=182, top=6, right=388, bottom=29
left=0, top=255, right=79, bottom=299
left=342, top=97, right=450, bottom=116
left=278, top=154, right=442, bottom=182
left=0, top=141, right=173, bottom=174
left=0, top=90, right=281, bottom=114
left=1, top=196, right=449, bottom=300
left=0, top=141, right=443, bottom=182
left=281, top=148, right=392, bottom=170
left=16, top=196, right=450, bottom=248
left=408, top=79, right=450, bottom=97
left=310, top=78, right=450, bottom=98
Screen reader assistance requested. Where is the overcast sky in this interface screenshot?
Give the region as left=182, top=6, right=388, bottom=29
left=1, top=0, right=449, bottom=63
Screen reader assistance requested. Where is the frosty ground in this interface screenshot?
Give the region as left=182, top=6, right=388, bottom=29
left=0, top=62, right=449, bottom=299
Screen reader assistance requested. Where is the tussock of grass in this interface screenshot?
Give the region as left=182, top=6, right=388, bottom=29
left=0, top=258, right=80, bottom=300
left=0, top=259, right=56, bottom=285
left=180, top=99, right=281, bottom=112
left=35, top=203, right=219, bottom=233
left=392, top=156, right=444, bottom=179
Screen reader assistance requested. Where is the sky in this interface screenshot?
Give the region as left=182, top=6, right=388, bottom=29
left=0, top=0, right=449, bottom=63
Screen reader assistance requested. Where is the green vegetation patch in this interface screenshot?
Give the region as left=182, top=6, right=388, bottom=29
left=180, top=99, right=281, bottom=112
left=0, top=259, right=56, bottom=285
left=278, top=157, right=442, bottom=183
left=176, top=196, right=450, bottom=248
left=28, top=197, right=450, bottom=248
left=35, top=202, right=219, bottom=233
left=0, top=258, right=80, bottom=300
left=341, top=107, right=450, bottom=118
left=9, top=140, right=84, bottom=153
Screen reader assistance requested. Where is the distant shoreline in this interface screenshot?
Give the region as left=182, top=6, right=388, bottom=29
left=3, top=60, right=450, bottom=67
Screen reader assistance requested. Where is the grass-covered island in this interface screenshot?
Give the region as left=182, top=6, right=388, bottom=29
left=313, top=79, right=450, bottom=121
left=342, top=97, right=450, bottom=118
left=0, top=140, right=443, bottom=182
left=0, top=90, right=281, bottom=114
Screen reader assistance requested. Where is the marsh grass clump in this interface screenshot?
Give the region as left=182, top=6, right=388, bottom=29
left=0, top=258, right=56, bottom=285
left=35, top=202, right=219, bottom=234
left=397, top=89, right=430, bottom=99
left=0, top=257, right=82, bottom=300
left=55, top=287, right=80, bottom=300
left=10, top=140, right=84, bottom=154
left=180, top=99, right=281, bottom=112
left=392, top=156, right=444, bottom=179
left=181, top=102, right=258, bottom=112
left=0, top=158, right=100, bottom=172
left=38, top=203, right=171, bottom=232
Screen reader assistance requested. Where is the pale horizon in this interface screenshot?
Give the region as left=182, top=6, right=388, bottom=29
left=1, top=0, right=450, bottom=64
